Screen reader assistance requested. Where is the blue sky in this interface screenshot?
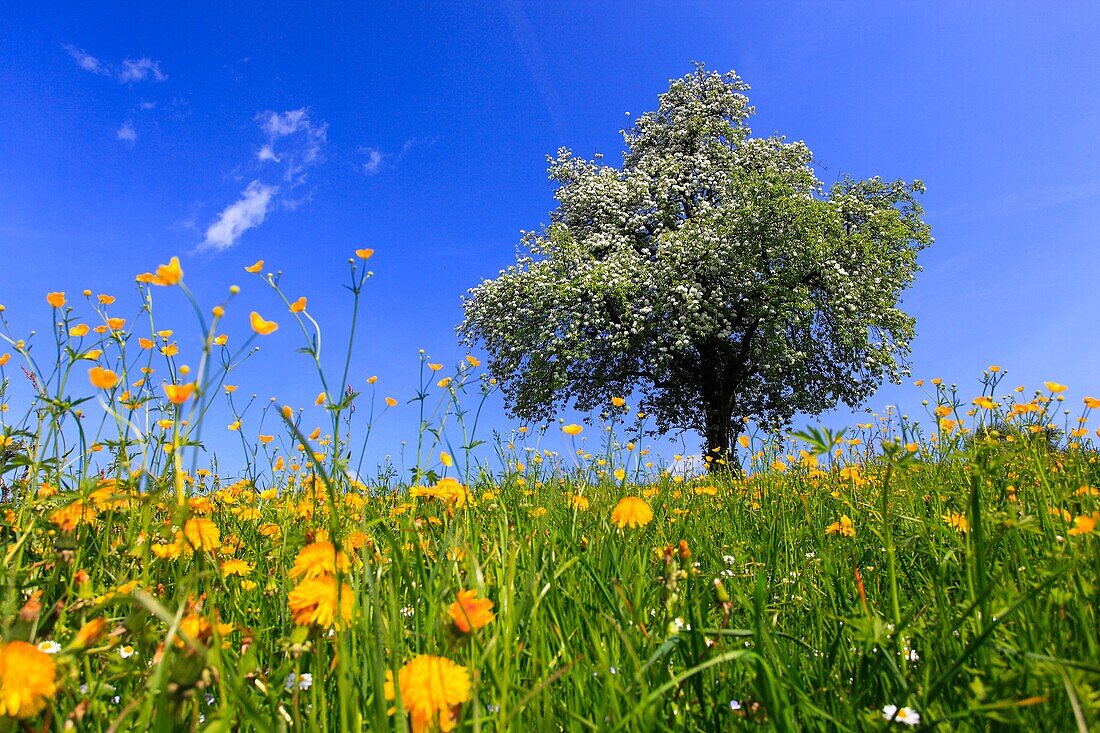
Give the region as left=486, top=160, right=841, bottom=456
left=2, top=2, right=1099, bottom=471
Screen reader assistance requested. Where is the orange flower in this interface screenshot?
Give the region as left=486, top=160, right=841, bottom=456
left=164, top=382, right=195, bottom=404
left=355, top=248, right=374, bottom=260
left=0, top=640, right=57, bottom=718
left=448, top=589, right=494, bottom=633
left=289, top=541, right=350, bottom=579
left=1067, top=512, right=1097, bottom=537
left=244, top=259, right=264, bottom=273
left=88, top=367, right=120, bottom=390
left=290, top=296, right=307, bottom=313
left=46, top=292, right=66, bottom=308
left=249, top=311, right=278, bottom=335
left=152, top=256, right=183, bottom=286
left=385, top=655, right=471, bottom=733
left=287, top=576, right=353, bottom=629
left=72, top=617, right=108, bottom=649
left=610, top=496, right=653, bottom=529
left=183, top=517, right=221, bottom=552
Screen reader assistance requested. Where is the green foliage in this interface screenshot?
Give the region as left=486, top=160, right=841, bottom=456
left=460, top=64, right=933, bottom=458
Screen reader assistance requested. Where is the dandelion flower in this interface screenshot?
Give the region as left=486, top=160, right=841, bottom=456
left=440, top=451, right=453, bottom=468
left=448, top=589, right=495, bottom=633
left=221, top=559, right=254, bottom=576
left=385, top=655, right=471, bottom=733
left=0, top=640, right=57, bottom=719
left=183, top=517, right=221, bottom=552
left=826, top=515, right=856, bottom=538
left=287, top=576, right=353, bottom=629
left=610, top=496, right=653, bottom=529
left=250, top=311, right=278, bottom=335
left=289, top=542, right=350, bottom=579
left=943, top=512, right=969, bottom=534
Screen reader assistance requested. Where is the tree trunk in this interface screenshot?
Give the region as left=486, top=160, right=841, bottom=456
left=702, top=402, right=736, bottom=473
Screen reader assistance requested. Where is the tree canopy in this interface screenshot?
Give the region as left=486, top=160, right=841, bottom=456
left=460, top=65, right=932, bottom=463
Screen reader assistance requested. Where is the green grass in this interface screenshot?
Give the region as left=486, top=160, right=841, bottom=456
left=0, top=255, right=1097, bottom=731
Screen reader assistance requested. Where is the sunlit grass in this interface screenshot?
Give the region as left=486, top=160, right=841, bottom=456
left=0, top=254, right=1097, bottom=731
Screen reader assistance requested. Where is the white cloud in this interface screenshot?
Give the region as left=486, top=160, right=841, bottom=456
left=256, top=144, right=279, bottom=162
left=119, top=58, right=166, bottom=83
left=201, top=181, right=278, bottom=251
left=362, top=148, right=384, bottom=174
left=64, top=45, right=166, bottom=83
left=64, top=45, right=109, bottom=75
left=116, top=121, right=137, bottom=142
left=255, top=108, right=326, bottom=182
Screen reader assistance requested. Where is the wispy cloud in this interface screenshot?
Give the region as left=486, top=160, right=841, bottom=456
left=202, top=181, right=278, bottom=251
left=362, top=148, right=384, bottom=175
left=255, top=109, right=326, bottom=182
left=116, top=121, right=137, bottom=143
left=358, top=137, right=438, bottom=176
left=119, top=58, right=166, bottom=83
left=201, top=109, right=328, bottom=251
left=64, top=44, right=167, bottom=84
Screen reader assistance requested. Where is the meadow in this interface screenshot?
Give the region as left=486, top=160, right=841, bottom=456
left=0, top=253, right=1097, bottom=731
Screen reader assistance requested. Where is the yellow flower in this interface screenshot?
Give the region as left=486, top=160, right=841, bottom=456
left=448, top=589, right=494, bottom=633
left=437, top=377, right=452, bottom=388
left=249, top=311, right=278, bottom=335
left=88, top=366, right=120, bottom=390
left=611, top=396, right=626, bottom=407
left=1067, top=512, right=1097, bottom=537
left=825, top=515, right=856, bottom=537
left=258, top=434, right=274, bottom=444
left=562, top=424, right=583, bottom=437
left=440, top=451, right=453, bottom=467
left=164, top=382, right=195, bottom=404
left=183, top=517, right=221, bottom=552
left=0, top=640, right=57, bottom=719
left=214, top=333, right=228, bottom=346
left=385, top=655, right=471, bottom=733
left=287, top=576, right=353, bottom=629
left=71, top=617, right=107, bottom=649
left=107, top=317, right=126, bottom=330
left=69, top=324, right=90, bottom=338
left=385, top=397, right=398, bottom=407
left=152, top=256, right=184, bottom=286
left=289, top=542, right=350, bottom=579
left=614, top=468, right=626, bottom=482
left=973, top=396, right=997, bottom=410
left=367, top=375, right=378, bottom=384
left=570, top=495, right=590, bottom=511
left=427, top=362, right=443, bottom=371
left=98, top=294, right=116, bottom=305
left=0, top=354, right=9, bottom=367
left=228, top=420, right=241, bottom=431
left=245, top=259, right=264, bottom=273
left=1084, top=396, right=1100, bottom=409
left=221, top=559, right=254, bottom=576
left=137, top=337, right=155, bottom=349
left=46, top=292, right=66, bottom=308
left=1044, top=381, right=1067, bottom=394
left=465, top=355, right=480, bottom=367
left=290, top=296, right=307, bottom=313
left=610, top=496, right=653, bottom=529
left=355, top=248, right=374, bottom=260
left=944, top=512, right=969, bottom=534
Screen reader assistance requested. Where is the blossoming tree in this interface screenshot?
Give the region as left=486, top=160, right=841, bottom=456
left=460, top=65, right=932, bottom=464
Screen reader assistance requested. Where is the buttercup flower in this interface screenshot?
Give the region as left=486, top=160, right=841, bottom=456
left=355, top=248, right=374, bottom=260
left=46, top=292, right=66, bottom=308
left=152, top=256, right=183, bottom=286
left=250, top=311, right=279, bottom=335
left=245, top=259, right=264, bottom=273
left=562, top=424, right=583, bottom=437
left=88, top=367, right=120, bottom=390
left=164, top=382, right=196, bottom=404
